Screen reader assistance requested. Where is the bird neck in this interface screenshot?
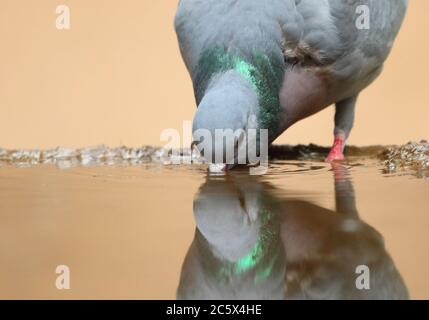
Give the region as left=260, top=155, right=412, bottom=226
left=194, top=47, right=285, bottom=142
left=195, top=206, right=283, bottom=281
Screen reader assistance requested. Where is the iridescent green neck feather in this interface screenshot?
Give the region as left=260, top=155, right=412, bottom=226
left=196, top=206, right=284, bottom=284
left=194, top=47, right=285, bottom=141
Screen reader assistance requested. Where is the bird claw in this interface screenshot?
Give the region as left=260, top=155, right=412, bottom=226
left=325, top=135, right=346, bottom=162
left=325, top=150, right=345, bottom=162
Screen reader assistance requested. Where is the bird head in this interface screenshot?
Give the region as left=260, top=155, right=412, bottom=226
left=192, top=70, right=259, bottom=170
left=191, top=48, right=284, bottom=173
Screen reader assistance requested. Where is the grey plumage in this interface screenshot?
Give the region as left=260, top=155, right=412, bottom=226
left=175, top=0, right=408, bottom=163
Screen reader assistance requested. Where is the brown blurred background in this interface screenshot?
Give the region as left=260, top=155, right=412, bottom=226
left=0, top=0, right=427, bottom=149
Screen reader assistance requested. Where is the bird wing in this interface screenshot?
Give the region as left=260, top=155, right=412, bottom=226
left=282, top=0, right=408, bottom=71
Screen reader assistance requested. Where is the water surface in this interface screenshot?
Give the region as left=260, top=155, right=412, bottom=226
left=0, top=159, right=428, bottom=299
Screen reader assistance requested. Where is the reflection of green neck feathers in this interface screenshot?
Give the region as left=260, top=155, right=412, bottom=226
left=196, top=207, right=284, bottom=285
left=194, top=47, right=285, bottom=141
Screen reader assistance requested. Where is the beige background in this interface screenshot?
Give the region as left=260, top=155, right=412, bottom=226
left=0, top=0, right=427, bottom=149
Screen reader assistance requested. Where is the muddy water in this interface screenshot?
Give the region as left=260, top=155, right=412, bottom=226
left=0, top=159, right=428, bottom=299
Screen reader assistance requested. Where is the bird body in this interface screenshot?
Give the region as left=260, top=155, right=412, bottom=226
left=175, top=0, right=408, bottom=163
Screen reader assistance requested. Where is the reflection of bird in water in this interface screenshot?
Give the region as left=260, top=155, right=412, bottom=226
left=177, top=164, right=409, bottom=300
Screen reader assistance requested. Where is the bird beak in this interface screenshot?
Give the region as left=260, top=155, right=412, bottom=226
left=190, top=140, right=199, bottom=164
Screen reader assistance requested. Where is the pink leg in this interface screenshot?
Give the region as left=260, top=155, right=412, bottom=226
left=326, top=96, right=357, bottom=162
left=326, top=134, right=346, bottom=162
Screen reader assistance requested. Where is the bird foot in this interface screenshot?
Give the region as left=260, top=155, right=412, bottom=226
left=325, top=135, right=346, bottom=162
